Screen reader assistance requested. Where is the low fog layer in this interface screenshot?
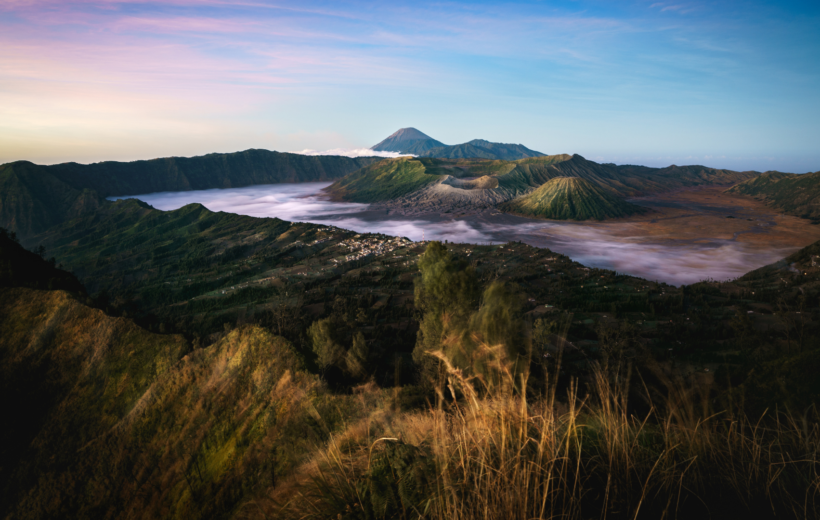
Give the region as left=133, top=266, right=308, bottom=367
left=112, top=183, right=797, bottom=286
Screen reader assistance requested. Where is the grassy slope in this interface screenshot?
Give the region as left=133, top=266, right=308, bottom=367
left=500, top=177, right=649, bottom=220
left=0, top=287, right=373, bottom=519
left=32, top=198, right=317, bottom=297
left=326, top=156, right=449, bottom=202
left=727, top=170, right=820, bottom=220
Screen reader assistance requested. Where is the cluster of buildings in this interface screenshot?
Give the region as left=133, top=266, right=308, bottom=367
left=338, top=235, right=414, bottom=263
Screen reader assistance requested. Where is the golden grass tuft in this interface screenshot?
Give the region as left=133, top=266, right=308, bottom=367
left=265, top=348, right=820, bottom=520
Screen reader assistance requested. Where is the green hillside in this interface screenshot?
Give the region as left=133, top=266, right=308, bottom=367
left=32, top=198, right=303, bottom=297
left=326, top=156, right=449, bottom=202
left=419, top=138, right=546, bottom=160
left=727, top=170, right=820, bottom=220
left=500, top=177, right=648, bottom=220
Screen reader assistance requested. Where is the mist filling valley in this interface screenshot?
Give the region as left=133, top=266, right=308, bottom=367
left=112, top=182, right=802, bottom=286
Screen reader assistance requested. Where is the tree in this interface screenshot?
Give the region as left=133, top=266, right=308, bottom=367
left=345, top=331, right=369, bottom=379
left=533, top=318, right=558, bottom=352
left=412, top=242, right=528, bottom=392
left=467, top=281, right=528, bottom=390
left=412, top=242, right=479, bottom=379
left=308, top=318, right=344, bottom=371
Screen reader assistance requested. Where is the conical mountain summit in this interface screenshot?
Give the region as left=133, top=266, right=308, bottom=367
left=371, top=127, right=446, bottom=153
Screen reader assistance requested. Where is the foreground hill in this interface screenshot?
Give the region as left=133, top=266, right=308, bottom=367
left=500, top=177, right=649, bottom=220
left=1, top=150, right=379, bottom=239
left=0, top=285, right=369, bottom=519
left=727, top=170, right=820, bottom=221
left=5, top=227, right=820, bottom=518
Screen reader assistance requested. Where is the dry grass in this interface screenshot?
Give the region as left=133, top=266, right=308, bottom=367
left=261, top=350, right=820, bottom=520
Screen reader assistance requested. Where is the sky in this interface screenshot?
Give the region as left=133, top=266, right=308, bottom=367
left=1, top=0, right=819, bottom=172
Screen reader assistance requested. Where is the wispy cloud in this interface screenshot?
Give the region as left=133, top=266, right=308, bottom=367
left=293, top=148, right=408, bottom=158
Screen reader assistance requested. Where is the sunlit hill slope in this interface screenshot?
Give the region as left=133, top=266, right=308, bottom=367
left=500, top=177, right=649, bottom=220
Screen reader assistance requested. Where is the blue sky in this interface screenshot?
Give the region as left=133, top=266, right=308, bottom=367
left=1, top=0, right=818, bottom=171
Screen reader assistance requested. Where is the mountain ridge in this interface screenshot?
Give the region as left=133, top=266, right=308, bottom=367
left=327, top=153, right=760, bottom=219
left=1, top=150, right=381, bottom=240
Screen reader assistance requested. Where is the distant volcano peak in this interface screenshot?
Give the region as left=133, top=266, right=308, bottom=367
left=371, top=127, right=445, bottom=154
left=371, top=127, right=442, bottom=152
left=384, top=127, right=431, bottom=142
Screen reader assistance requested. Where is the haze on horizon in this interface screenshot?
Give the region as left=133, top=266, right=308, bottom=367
left=1, top=0, right=818, bottom=173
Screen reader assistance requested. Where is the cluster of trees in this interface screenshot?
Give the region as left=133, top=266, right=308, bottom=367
left=411, top=242, right=531, bottom=391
